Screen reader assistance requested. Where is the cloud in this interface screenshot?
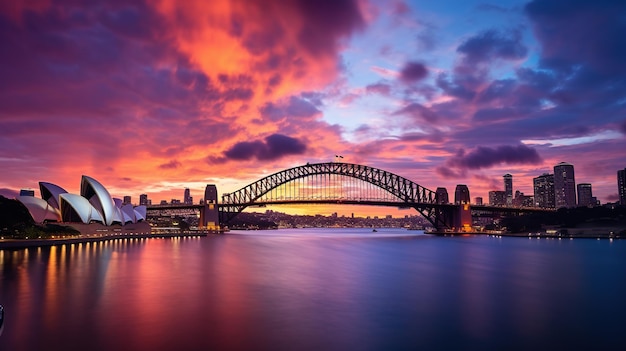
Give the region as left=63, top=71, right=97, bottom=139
left=457, top=28, right=527, bottom=65
left=259, top=96, right=321, bottom=121
left=159, top=160, right=182, bottom=170
left=399, top=61, right=428, bottom=83
left=448, top=145, right=543, bottom=170
left=365, top=82, right=391, bottom=95
left=224, top=134, right=307, bottom=161
left=393, top=103, right=438, bottom=123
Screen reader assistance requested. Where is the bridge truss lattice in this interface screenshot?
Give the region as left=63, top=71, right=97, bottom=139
left=220, top=162, right=446, bottom=227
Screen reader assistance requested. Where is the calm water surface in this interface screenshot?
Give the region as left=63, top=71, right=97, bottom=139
left=1, top=228, right=625, bottom=350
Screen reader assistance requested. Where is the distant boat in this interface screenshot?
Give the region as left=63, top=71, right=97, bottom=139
left=372, top=229, right=378, bottom=232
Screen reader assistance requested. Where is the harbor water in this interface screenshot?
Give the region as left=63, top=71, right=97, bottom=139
left=1, top=228, right=625, bottom=350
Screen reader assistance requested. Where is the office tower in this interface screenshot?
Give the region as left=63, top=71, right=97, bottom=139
left=139, top=194, right=148, bottom=206
left=184, top=188, right=191, bottom=205
left=435, top=187, right=449, bottom=204
left=489, top=191, right=506, bottom=206
left=554, top=162, right=576, bottom=208
left=619, top=168, right=626, bottom=206
left=123, top=196, right=131, bottom=205
left=577, top=183, right=593, bottom=207
left=533, top=173, right=555, bottom=208
left=503, top=174, right=513, bottom=205
left=474, top=197, right=483, bottom=205
left=454, top=184, right=470, bottom=205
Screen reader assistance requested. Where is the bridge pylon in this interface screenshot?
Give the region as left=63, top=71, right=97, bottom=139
left=199, top=184, right=220, bottom=231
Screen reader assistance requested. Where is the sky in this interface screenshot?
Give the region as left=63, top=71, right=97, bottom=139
left=1, top=0, right=625, bottom=215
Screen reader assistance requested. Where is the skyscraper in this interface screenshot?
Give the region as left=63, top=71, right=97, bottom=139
left=489, top=191, right=506, bottom=206
left=435, top=187, right=449, bottom=204
left=503, top=174, right=513, bottom=205
left=454, top=184, right=470, bottom=205
left=618, top=168, right=626, bottom=206
left=123, top=195, right=131, bottom=205
left=554, top=162, right=576, bottom=208
left=184, top=188, right=192, bottom=205
left=533, top=173, right=555, bottom=208
left=577, top=183, right=593, bottom=207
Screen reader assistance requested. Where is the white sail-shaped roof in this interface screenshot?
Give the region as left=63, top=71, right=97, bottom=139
left=134, top=205, right=146, bottom=222
left=80, top=175, right=117, bottom=226
left=16, top=196, right=62, bottom=223
left=121, top=204, right=136, bottom=224
left=39, top=182, right=68, bottom=209
left=59, top=193, right=103, bottom=224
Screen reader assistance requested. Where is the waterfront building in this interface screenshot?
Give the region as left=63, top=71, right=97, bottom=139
left=533, top=173, right=555, bottom=208
left=454, top=185, right=470, bottom=205
left=139, top=194, right=149, bottom=206
left=554, top=162, right=576, bottom=208
left=435, top=187, right=449, bottom=204
left=15, top=175, right=146, bottom=226
left=513, top=190, right=534, bottom=207
left=489, top=190, right=506, bottom=206
left=19, top=189, right=35, bottom=196
left=619, top=168, right=626, bottom=205
left=577, top=183, right=593, bottom=207
left=503, top=174, right=513, bottom=205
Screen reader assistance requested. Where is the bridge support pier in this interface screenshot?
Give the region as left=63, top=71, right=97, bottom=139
left=435, top=204, right=472, bottom=232
left=199, top=184, right=220, bottom=231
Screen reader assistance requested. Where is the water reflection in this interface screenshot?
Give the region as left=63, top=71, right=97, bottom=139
left=1, top=231, right=626, bottom=350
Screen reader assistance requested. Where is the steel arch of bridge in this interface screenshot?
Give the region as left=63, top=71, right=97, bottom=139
left=220, top=162, right=448, bottom=228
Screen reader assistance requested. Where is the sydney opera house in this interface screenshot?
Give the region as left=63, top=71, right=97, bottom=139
left=15, top=175, right=150, bottom=234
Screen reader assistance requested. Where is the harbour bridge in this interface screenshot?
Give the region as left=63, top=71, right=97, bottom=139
left=147, top=162, right=551, bottom=232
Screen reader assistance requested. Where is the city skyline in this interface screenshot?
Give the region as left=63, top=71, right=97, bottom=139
left=1, top=0, right=625, bottom=211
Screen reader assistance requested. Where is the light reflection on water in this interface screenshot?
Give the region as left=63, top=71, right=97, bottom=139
left=1, top=229, right=626, bottom=350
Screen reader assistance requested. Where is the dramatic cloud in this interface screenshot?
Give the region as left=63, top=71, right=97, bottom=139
left=224, top=134, right=307, bottom=161
left=448, top=145, right=543, bottom=170
left=620, top=120, right=626, bottom=135
left=260, top=96, right=321, bottom=121
left=399, top=61, right=428, bottom=83
left=393, top=103, right=438, bottom=123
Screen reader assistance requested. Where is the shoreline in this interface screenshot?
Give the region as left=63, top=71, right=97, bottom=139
left=0, top=231, right=220, bottom=250
left=430, top=231, right=623, bottom=239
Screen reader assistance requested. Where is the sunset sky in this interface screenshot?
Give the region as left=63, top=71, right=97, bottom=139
left=1, top=0, right=625, bottom=215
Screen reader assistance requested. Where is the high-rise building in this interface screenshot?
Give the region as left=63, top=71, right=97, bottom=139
left=184, top=188, right=192, bottom=205
left=618, top=168, right=626, bottom=206
left=489, top=190, right=506, bottom=206
left=554, top=162, right=576, bottom=208
left=474, top=197, right=483, bottom=205
left=139, top=194, right=148, bottom=206
left=533, top=173, right=555, bottom=208
left=454, top=184, right=470, bottom=205
left=123, top=195, right=131, bottom=205
left=503, top=174, right=513, bottom=205
left=435, top=187, right=449, bottom=204
left=577, top=183, right=593, bottom=207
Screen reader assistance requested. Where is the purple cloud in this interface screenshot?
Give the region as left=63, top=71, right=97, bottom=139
left=620, top=120, right=626, bottom=135
left=260, top=96, right=320, bottom=121
left=457, top=28, right=527, bottom=65
left=394, top=103, right=438, bottom=123
left=366, top=82, right=391, bottom=95
left=399, top=61, right=428, bottom=83
left=224, top=134, right=307, bottom=161
left=448, top=145, right=543, bottom=170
